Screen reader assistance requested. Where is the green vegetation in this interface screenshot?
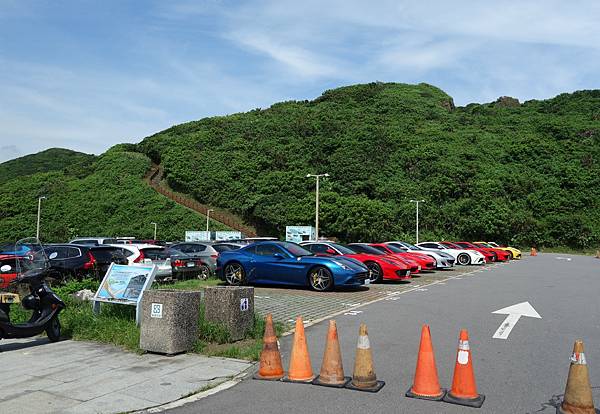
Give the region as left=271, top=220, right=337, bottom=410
left=0, top=145, right=229, bottom=243
left=139, top=83, right=600, bottom=248
left=10, top=278, right=281, bottom=360
left=0, top=148, right=95, bottom=182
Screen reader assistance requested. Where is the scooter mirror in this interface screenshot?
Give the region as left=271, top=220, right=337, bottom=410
left=0, top=265, right=11, bottom=272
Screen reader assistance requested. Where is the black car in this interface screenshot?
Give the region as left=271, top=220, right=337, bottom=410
left=44, top=244, right=128, bottom=281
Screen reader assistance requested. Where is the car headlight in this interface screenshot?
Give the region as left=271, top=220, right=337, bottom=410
left=332, top=260, right=352, bottom=270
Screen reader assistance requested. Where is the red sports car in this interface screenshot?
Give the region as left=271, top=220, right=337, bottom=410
left=301, top=242, right=412, bottom=283
left=368, top=243, right=437, bottom=270
left=454, top=241, right=510, bottom=262
left=345, top=243, right=422, bottom=275
left=440, top=241, right=495, bottom=263
left=0, top=255, right=18, bottom=290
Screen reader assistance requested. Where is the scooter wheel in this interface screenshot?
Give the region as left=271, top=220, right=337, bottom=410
left=46, top=317, right=61, bottom=342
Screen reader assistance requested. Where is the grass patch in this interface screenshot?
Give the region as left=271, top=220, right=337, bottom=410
left=537, top=246, right=598, bottom=256
left=155, top=278, right=224, bottom=290
left=8, top=278, right=283, bottom=361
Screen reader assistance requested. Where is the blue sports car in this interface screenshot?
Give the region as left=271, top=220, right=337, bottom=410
left=216, top=241, right=369, bottom=291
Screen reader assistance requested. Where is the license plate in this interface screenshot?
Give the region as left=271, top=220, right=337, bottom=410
left=0, top=293, right=20, bottom=304
left=186, top=262, right=195, bottom=267
left=364, top=278, right=370, bottom=285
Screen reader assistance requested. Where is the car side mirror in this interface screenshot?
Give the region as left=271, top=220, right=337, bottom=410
left=0, top=265, right=11, bottom=272
left=273, top=253, right=284, bottom=259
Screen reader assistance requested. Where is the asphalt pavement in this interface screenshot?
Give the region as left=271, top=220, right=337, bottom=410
left=161, top=254, right=600, bottom=414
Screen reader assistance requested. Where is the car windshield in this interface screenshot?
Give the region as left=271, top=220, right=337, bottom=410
left=477, top=242, right=492, bottom=248
left=212, top=245, right=232, bottom=253
left=441, top=242, right=461, bottom=249
left=348, top=244, right=384, bottom=255
left=399, top=241, right=421, bottom=250
left=281, top=242, right=313, bottom=257
left=383, top=244, right=404, bottom=253
left=331, top=243, right=356, bottom=255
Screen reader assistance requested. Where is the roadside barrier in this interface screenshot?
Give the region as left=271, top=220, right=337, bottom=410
left=253, top=314, right=285, bottom=381
left=345, top=323, right=385, bottom=392
left=531, top=247, right=538, bottom=256
left=406, top=324, right=446, bottom=401
left=283, top=316, right=315, bottom=383
left=557, top=340, right=595, bottom=414
left=443, top=329, right=485, bottom=408
left=313, top=320, right=350, bottom=387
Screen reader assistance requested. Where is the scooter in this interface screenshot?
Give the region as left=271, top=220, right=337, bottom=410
left=0, top=238, right=65, bottom=342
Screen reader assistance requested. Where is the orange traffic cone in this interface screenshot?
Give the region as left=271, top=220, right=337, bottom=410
left=313, top=320, right=351, bottom=387
left=557, top=340, right=595, bottom=414
left=345, top=323, right=385, bottom=392
left=283, top=316, right=315, bottom=383
left=443, top=329, right=485, bottom=408
left=406, top=325, right=446, bottom=401
left=531, top=247, right=538, bottom=256
left=253, top=314, right=284, bottom=381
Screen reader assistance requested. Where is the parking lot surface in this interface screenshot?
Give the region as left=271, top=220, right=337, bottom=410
left=254, top=268, right=483, bottom=327
left=164, top=254, right=600, bottom=414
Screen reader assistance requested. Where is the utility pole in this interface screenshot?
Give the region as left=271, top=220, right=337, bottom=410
left=206, top=209, right=214, bottom=240
left=409, top=199, right=425, bottom=244
left=306, top=173, right=329, bottom=241
left=36, top=196, right=46, bottom=240
left=151, top=222, right=157, bottom=240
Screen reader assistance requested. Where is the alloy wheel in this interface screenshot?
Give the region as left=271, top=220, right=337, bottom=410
left=309, top=267, right=333, bottom=291
left=225, top=263, right=244, bottom=285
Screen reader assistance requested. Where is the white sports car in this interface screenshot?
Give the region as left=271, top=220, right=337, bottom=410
left=416, top=242, right=486, bottom=265
left=385, top=241, right=455, bottom=269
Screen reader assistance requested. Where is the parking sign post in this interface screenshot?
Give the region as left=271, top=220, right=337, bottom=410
left=409, top=199, right=425, bottom=244
left=306, top=173, right=329, bottom=241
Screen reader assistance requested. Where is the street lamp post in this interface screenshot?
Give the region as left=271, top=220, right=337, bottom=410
left=409, top=199, right=425, bottom=244
left=206, top=209, right=214, bottom=239
left=151, top=222, right=157, bottom=241
left=36, top=196, right=46, bottom=240
left=306, top=173, right=329, bottom=241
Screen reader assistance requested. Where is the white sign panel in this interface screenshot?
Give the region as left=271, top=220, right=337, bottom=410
left=215, top=231, right=242, bottom=241
left=151, top=303, right=163, bottom=318
left=285, top=226, right=316, bottom=242
left=240, top=298, right=249, bottom=311
left=185, top=231, right=211, bottom=242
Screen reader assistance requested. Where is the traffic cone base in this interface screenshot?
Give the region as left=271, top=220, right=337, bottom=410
left=406, top=387, right=446, bottom=401
left=312, top=375, right=351, bottom=388
left=443, top=391, right=485, bottom=408
left=253, top=372, right=284, bottom=381
left=345, top=379, right=386, bottom=393
left=282, top=374, right=315, bottom=383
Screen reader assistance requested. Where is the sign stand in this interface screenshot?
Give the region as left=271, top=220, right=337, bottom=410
left=91, top=263, right=157, bottom=326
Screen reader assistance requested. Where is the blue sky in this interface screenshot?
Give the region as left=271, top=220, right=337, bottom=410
left=1, top=0, right=599, bottom=162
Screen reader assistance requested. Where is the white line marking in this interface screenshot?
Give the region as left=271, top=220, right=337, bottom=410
left=492, top=301, right=542, bottom=340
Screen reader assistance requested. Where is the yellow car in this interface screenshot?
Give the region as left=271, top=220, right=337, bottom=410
left=474, top=242, right=522, bottom=259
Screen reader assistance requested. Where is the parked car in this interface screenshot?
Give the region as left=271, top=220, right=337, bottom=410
left=0, top=255, right=18, bottom=290
left=454, top=241, right=510, bottom=261
left=43, top=244, right=128, bottom=280
left=217, top=241, right=369, bottom=291
left=301, top=241, right=412, bottom=283
left=110, top=244, right=173, bottom=280
left=212, top=243, right=244, bottom=251
left=166, top=248, right=213, bottom=280
left=368, top=243, right=437, bottom=270
left=385, top=241, right=455, bottom=269
left=475, top=241, right=521, bottom=260
left=416, top=242, right=486, bottom=265
left=168, top=242, right=222, bottom=275
left=344, top=243, right=421, bottom=274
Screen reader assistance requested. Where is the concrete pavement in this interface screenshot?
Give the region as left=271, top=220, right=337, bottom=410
left=0, top=338, right=252, bottom=414
left=162, top=254, right=600, bottom=414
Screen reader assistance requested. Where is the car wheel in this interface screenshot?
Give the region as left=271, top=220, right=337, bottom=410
left=507, top=252, right=513, bottom=260
left=46, top=317, right=61, bottom=342
left=224, top=262, right=245, bottom=286
left=457, top=253, right=471, bottom=266
left=196, top=264, right=211, bottom=280
left=365, top=262, right=383, bottom=283
left=308, top=266, right=334, bottom=291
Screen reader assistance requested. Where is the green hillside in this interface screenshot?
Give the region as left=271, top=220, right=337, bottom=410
left=0, top=146, right=228, bottom=243
left=138, top=82, right=600, bottom=248
left=0, top=148, right=96, bottom=181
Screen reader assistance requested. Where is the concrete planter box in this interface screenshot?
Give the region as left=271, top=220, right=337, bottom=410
left=140, top=289, right=202, bottom=355
left=204, top=286, right=254, bottom=341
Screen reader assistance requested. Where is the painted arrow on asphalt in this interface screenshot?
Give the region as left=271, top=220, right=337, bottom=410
left=492, top=302, right=541, bottom=339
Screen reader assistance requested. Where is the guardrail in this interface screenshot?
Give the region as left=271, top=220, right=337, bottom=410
left=145, top=164, right=257, bottom=237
